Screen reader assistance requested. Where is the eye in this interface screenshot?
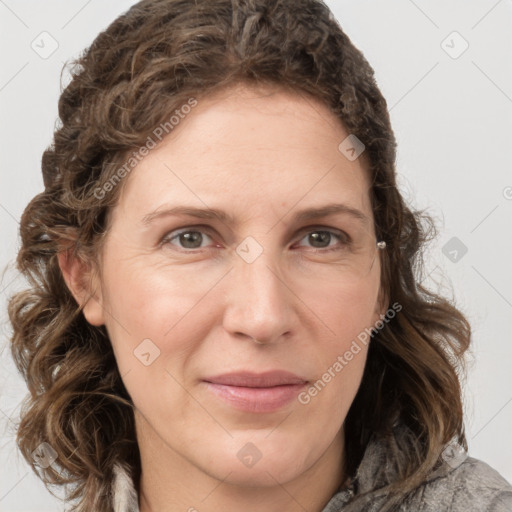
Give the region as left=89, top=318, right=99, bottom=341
left=164, top=228, right=215, bottom=250
left=294, top=228, right=350, bottom=251
left=160, top=226, right=350, bottom=253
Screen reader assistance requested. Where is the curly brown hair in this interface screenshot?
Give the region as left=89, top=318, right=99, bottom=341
left=8, top=0, right=470, bottom=510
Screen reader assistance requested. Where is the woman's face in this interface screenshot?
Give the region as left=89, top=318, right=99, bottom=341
left=85, top=85, right=385, bottom=488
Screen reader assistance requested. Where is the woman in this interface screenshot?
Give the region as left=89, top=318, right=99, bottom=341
left=8, top=0, right=511, bottom=511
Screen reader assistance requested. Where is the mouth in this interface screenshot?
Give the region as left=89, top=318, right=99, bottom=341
left=202, top=371, right=308, bottom=413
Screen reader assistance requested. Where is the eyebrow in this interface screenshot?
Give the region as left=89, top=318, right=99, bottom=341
left=141, top=203, right=369, bottom=226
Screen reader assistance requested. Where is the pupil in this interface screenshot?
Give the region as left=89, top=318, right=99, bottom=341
left=180, top=232, right=202, bottom=248
left=309, top=231, right=331, bottom=247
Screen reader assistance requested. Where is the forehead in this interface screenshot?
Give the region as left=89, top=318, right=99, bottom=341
left=114, top=84, right=373, bottom=225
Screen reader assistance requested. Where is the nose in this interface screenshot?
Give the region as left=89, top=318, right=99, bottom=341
left=222, top=249, right=295, bottom=346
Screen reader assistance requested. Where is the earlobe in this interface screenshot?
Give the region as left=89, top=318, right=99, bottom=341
left=57, top=250, right=106, bottom=327
left=372, top=287, right=390, bottom=326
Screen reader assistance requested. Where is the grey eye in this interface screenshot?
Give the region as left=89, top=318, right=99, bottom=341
left=168, top=230, right=213, bottom=249
left=306, top=231, right=333, bottom=248
left=296, top=230, right=345, bottom=249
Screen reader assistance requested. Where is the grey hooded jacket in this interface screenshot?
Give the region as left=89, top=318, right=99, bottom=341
left=112, top=436, right=512, bottom=511
left=320, top=438, right=512, bottom=512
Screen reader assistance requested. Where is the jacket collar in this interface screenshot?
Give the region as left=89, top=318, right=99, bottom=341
left=112, top=462, right=139, bottom=512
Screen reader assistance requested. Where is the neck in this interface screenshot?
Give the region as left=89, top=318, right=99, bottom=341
left=137, top=424, right=345, bottom=512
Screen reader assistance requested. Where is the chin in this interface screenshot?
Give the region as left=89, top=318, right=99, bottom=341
left=188, top=431, right=317, bottom=487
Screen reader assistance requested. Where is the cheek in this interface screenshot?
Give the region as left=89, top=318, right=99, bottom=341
left=296, top=277, right=378, bottom=401
left=100, top=261, right=220, bottom=426
left=311, top=348, right=368, bottom=415
left=301, top=275, right=380, bottom=344
left=100, top=257, right=222, bottom=374
left=291, top=272, right=376, bottom=363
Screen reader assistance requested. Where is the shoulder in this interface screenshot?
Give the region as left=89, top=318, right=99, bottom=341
left=322, top=455, right=512, bottom=512
left=405, top=457, right=512, bottom=511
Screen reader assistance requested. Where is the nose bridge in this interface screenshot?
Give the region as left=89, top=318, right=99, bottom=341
left=223, top=245, right=293, bottom=343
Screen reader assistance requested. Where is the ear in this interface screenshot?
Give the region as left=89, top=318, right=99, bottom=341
left=371, top=285, right=390, bottom=326
left=57, top=249, right=105, bottom=326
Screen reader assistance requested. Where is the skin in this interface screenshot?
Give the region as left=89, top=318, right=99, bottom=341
left=60, top=83, right=387, bottom=512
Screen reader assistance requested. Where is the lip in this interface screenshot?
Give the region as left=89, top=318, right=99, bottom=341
left=203, top=371, right=308, bottom=413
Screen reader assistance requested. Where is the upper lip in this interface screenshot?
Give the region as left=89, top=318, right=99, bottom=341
left=203, top=371, right=308, bottom=388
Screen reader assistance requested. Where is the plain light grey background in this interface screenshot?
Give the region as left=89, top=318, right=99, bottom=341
left=1, top=1, right=511, bottom=510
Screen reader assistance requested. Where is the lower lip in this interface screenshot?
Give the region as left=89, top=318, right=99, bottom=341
left=203, top=382, right=307, bottom=413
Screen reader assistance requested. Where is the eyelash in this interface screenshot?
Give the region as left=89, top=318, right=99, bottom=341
left=160, top=225, right=351, bottom=253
